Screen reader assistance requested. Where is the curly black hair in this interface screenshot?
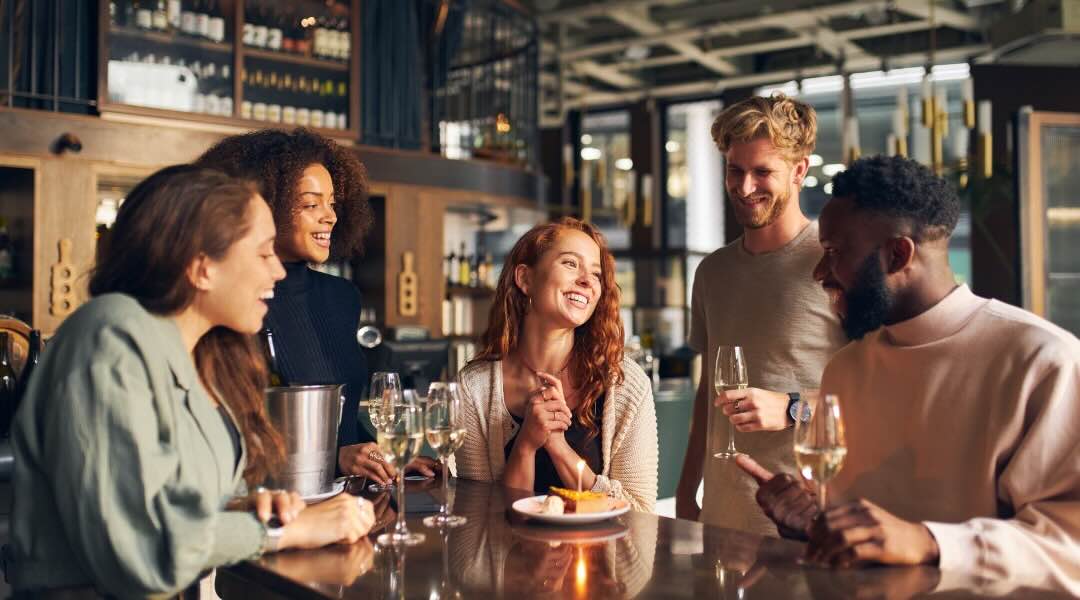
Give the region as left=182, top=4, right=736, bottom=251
left=831, top=155, right=960, bottom=242
left=195, top=128, right=374, bottom=259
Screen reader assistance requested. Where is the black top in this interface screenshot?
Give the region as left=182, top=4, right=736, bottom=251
left=218, top=406, right=242, bottom=470
left=264, top=262, right=374, bottom=446
left=504, top=394, right=605, bottom=495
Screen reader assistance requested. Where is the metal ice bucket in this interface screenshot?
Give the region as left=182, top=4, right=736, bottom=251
left=265, top=384, right=344, bottom=497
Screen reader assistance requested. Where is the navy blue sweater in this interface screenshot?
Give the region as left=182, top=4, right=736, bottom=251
left=264, top=262, right=374, bottom=446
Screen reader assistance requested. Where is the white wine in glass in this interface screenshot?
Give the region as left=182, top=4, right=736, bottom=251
left=793, top=393, right=846, bottom=512
left=713, top=345, right=748, bottom=459
left=376, top=399, right=426, bottom=547
left=366, top=372, right=402, bottom=492
left=423, top=382, right=468, bottom=528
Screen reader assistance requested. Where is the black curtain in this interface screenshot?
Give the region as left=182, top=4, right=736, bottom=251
left=0, top=0, right=97, bottom=114
left=361, top=0, right=423, bottom=149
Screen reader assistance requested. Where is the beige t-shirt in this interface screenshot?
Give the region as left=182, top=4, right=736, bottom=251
left=689, top=220, right=846, bottom=535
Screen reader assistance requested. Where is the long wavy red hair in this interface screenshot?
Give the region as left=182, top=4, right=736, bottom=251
left=471, top=218, right=624, bottom=439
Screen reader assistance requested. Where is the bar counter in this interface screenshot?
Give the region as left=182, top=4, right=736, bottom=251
left=217, top=479, right=1072, bottom=599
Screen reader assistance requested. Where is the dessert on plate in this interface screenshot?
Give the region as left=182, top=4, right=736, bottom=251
left=547, top=486, right=612, bottom=514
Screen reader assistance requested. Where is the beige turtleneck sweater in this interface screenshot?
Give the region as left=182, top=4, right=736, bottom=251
left=822, top=285, right=1080, bottom=594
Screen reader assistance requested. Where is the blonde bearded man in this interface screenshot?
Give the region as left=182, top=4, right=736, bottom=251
left=675, top=95, right=846, bottom=535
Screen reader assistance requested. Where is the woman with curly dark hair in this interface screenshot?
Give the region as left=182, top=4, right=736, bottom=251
left=196, top=128, right=435, bottom=486
left=454, top=218, right=658, bottom=511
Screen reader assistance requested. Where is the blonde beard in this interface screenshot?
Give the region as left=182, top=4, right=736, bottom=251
left=733, top=187, right=790, bottom=229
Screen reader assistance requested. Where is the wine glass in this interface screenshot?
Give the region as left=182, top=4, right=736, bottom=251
left=711, top=345, right=748, bottom=459
left=793, top=392, right=846, bottom=513
left=367, top=372, right=402, bottom=492
left=375, top=389, right=426, bottom=546
left=423, top=382, right=468, bottom=528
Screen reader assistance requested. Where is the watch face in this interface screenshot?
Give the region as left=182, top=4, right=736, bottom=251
left=789, top=400, right=811, bottom=423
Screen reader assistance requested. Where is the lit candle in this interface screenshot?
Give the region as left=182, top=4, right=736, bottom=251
left=576, top=459, right=585, bottom=493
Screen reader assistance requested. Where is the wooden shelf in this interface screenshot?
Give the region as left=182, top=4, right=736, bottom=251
left=446, top=284, right=495, bottom=297
left=111, top=25, right=231, bottom=54
left=243, top=47, right=349, bottom=72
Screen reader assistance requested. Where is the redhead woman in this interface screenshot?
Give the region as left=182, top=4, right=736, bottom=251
left=196, top=129, right=436, bottom=485
left=6, top=166, right=374, bottom=598
left=455, top=218, right=658, bottom=511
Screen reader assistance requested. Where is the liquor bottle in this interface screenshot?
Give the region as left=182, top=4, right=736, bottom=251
left=0, top=332, right=17, bottom=437
left=469, top=253, right=480, bottom=288
left=458, top=243, right=470, bottom=287
left=167, top=0, right=181, bottom=29
left=447, top=248, right=459, bottom=286
left=477, top=251, right=489, bottom=289
left=259, top=328, right=286, bottom=387
left=0, top=218, right=15, bottom=282
left=443, top=250, right=453, bottom=286
left=12, top=329, right=40, bottom=433
left=194, top=0, right=210, bottom=39
left=134, top=1, right=153, bottom=29
left=152, top=0, right=168, bottom=31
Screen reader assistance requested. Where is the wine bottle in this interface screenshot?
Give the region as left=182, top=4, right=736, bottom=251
left=0, top=332, right=18, bottom=437
left=134, top=1, right=153, bottom=29
left=12, top=330, right=41, bottom=433
left=259, top=328, right=286, bottom=387
left=167, top=0, right=181, bottom=29
left=448, top=249, right=458, bottom=286
left=459, top=243, right=471, bottom=287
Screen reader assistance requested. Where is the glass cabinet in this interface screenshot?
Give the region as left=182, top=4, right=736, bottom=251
left=101, top=0, right=356, bottom=137
left=1019, top=110, right=1080, bottom=336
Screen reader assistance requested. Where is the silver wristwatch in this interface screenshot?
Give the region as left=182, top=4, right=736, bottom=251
left=261, top=524, right=285, bottom=554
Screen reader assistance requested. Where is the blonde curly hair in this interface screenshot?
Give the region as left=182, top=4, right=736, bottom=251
left=711, top=93, right=817, bottom=162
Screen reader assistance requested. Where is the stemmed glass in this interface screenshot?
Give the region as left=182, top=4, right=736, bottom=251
left=793, top=392, right=847, bottom=513
left=366, top=372, right=402, bottom=492
left=711, top=345, right=748, bottom=459
left=423, top=382, right=468, bottom=528
left=375, top=385, right=426, bottom=546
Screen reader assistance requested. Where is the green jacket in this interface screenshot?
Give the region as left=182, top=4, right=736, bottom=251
left=7, top=294, right=265, bottom=597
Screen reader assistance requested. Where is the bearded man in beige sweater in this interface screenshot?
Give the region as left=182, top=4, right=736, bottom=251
left=675, top=94, right=846, bottom=534
left=739, top=155, right=1080, bottom=594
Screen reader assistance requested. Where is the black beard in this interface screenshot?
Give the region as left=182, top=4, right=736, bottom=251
left=842, top=252, right=892, bottom=340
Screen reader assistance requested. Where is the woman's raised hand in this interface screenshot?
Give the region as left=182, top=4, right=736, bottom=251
left=517, top=372, right=573, bottom=452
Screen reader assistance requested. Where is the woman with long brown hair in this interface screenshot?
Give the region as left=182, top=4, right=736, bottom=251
left=7, top=165, right=374, bottom=597
left=455, top=218, right=658, bottom=511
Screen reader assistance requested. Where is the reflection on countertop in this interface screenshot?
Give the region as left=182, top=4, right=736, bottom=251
left=218, top=479, right=1076, bottom=599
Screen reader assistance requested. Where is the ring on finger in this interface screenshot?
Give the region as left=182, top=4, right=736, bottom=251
left=254, top=486, right=268, bottom=495
left=733, top=400, right=741, bottom=412
left=368, top=451, right=383, bottom=463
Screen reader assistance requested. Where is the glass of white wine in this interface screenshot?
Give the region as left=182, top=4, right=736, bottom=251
left=793, top=392, right=847, bottom=512
left=712, top=345, right=748, bottom=459
left=423, top=382, right=468, bottom=528
left=366, top=372, right=402, bottom=492
left=376, top=391, right=426, bottom=546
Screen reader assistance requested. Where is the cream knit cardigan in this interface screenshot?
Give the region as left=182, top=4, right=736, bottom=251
left=455, top=356, right=658, bottom=512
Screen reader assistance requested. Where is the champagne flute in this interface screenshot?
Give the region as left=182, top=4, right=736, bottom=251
left=712, top=345, right=748, bottom=459
left=793, top=392, right=847, bottom=513
left=366, top=372, right=402, bottom=492
left=376, top=392, right=426, bottom=546
left=423, top=382, right=468, bottom=528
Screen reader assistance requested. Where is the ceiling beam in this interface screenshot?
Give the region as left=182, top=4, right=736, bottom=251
left=559, top=0, right=884, bottom=62
left=538, top=0, right=687, bottom=24
left=893, top=0, right=981, bottom=31
left=574, top=60, right=644, bottom=89
left=561, top=43, right=989, bottom=108
left=606, top=8, right=739, bottom=76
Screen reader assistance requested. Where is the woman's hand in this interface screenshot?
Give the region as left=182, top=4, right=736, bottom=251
left=405, top=456, right=438, bottom=477
left=227, top=488, right=306, bottom=525
left=338, top=442, right=396, bottom=487
left=279, top=493, right=376, bottom=550
left=516, top=373, right=573, bottom=453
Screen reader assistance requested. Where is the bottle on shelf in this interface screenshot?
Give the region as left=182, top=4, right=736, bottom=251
left=259, top=328, right=286, bottom=387
left=12, top=329, right=41, bottom=433
left=443, top=250, right=453, bottom=286
left=458, top=242, right=470, bottom=287
left=477, top=252, right=489, bottom=290
left=484, top=252, right=495, bottom=288
left=195, top=0, right=210, bottom=39
left=469, top=253, right=480, bottom=288
left=152, top=0, right=168, bottom=31
left=134, top=1, right=153, bottom=30
left=0, top=217, right=15, bottom=282
left=448, top=248, right=459, bottom=286
left=0, top=332, right=18, bottom=437
left=167, top=0, right=181, bottom=30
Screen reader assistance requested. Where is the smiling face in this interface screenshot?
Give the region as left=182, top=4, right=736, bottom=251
left=724, top=137, right=807, bottom=230
left=196, top=195, right=285, bottom=334
left=516, top=229, right=604, bottom=330
left=276, top=163, right=337, bottom=264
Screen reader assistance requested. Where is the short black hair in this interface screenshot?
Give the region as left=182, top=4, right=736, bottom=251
left=831, top=155, right=960, bottom=241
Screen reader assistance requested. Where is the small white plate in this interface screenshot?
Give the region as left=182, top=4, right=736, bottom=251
left=301, top=479, right=346, bottom=503
left=511, top=494, right=630, bottom=524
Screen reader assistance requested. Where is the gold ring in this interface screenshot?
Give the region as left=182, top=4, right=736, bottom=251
left=368, top=451, right=383, bottom=463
